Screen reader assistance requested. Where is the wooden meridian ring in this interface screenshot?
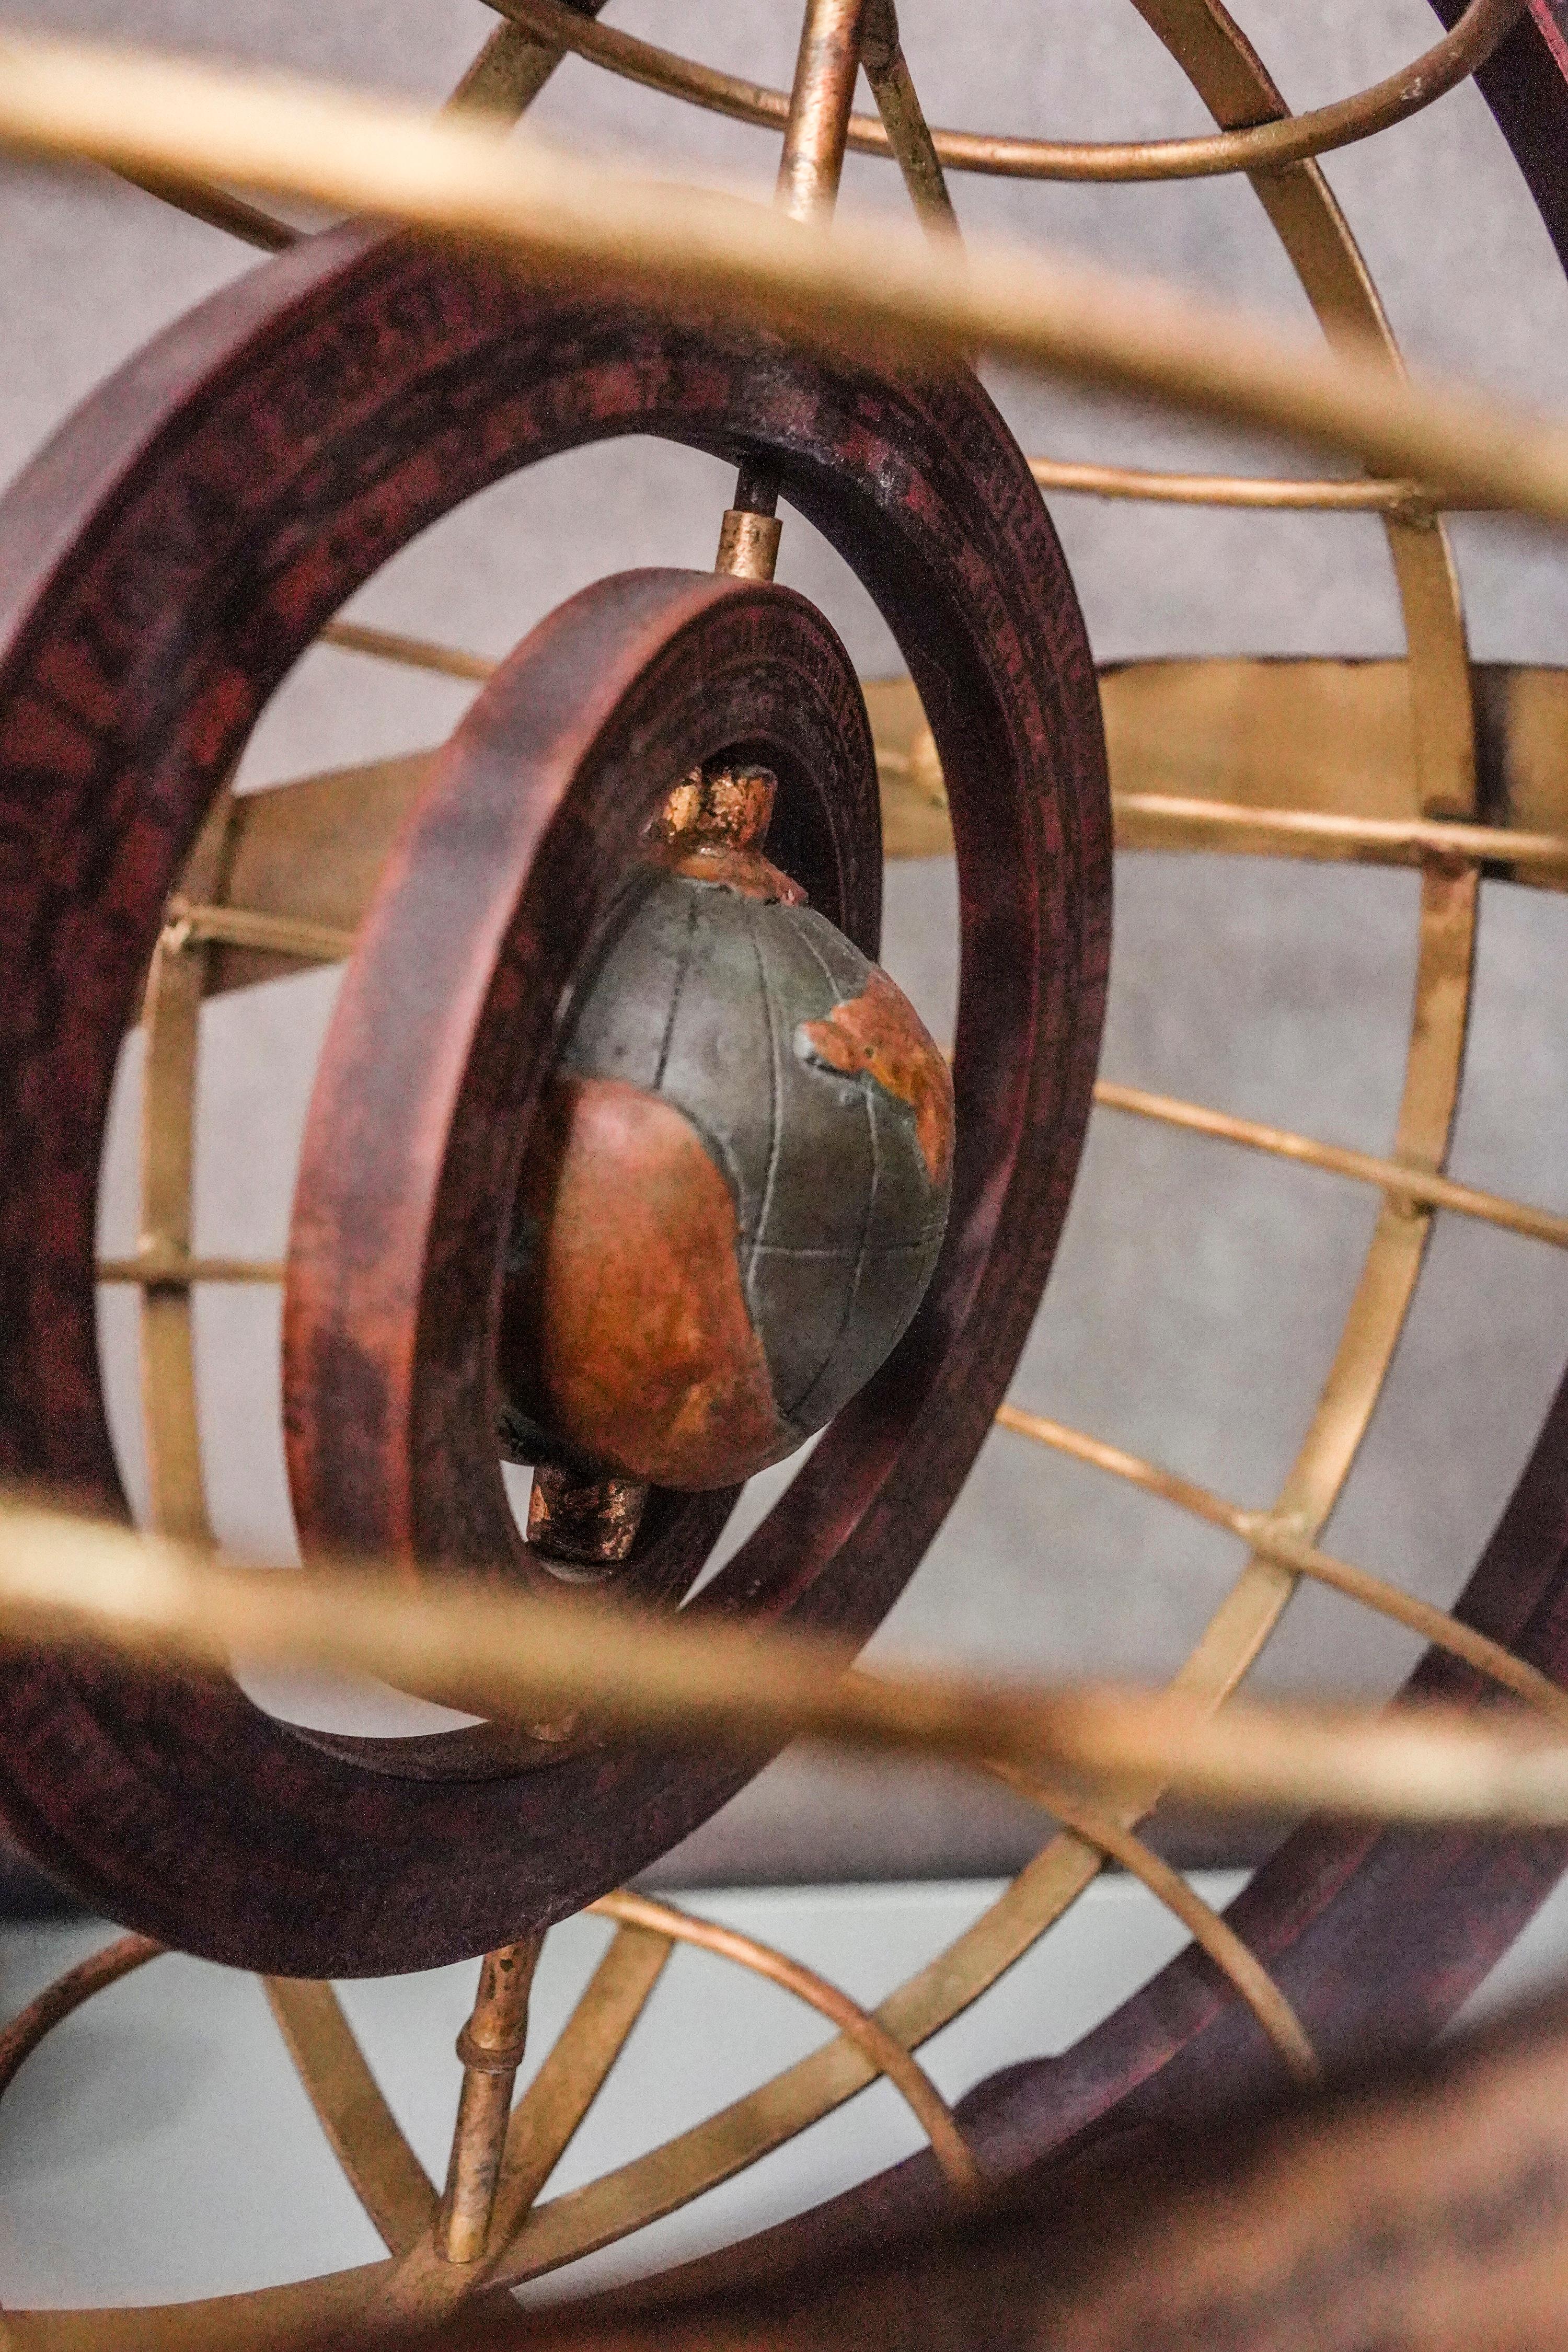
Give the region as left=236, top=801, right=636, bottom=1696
left=662, top=2, right=1568, bottom=2288
left=283, top=565, right=885, bottom=1713
left=0, top=223, right=1110, bottom=1975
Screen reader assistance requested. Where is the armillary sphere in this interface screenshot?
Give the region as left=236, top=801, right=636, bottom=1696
left=5, top=0, right=1568, bottom=2344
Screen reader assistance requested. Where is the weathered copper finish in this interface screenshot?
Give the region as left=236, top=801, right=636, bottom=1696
left=798, top=969, right=954, bottom=1189
left=645, top=764, right=805, bottom=902
left=0, top=224, right=1108, bottom=1976
left=652, top=762, right=778, bottom=852
left=524, top=1463, right=647, bottom=1569
left=508, top=1073, right=787, bottom=1490
left=287, top=567, right=885, bottom=1520
left=522, top=762, right=790, bottom=1565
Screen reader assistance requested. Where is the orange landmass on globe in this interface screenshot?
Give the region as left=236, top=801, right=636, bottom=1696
left=797, top=967, right=955, bottom=1187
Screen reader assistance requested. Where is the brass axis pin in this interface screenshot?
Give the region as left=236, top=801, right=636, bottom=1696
left=714, top=0, right=871, bottom=584
left=436, top=1933, right=547, bottom=2263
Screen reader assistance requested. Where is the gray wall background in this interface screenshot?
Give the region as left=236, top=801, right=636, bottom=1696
left=5, top=0, right=1568, bottom=1875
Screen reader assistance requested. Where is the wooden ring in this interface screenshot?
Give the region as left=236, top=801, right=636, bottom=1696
left=283, top=566, right=882, bottom=1671
left=0, top=225, right=1109, bottom=1974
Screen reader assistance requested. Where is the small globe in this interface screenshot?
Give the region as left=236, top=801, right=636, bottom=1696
left=499, top=787, right=954, bottom=1492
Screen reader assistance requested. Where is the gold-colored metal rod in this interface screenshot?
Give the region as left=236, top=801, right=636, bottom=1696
left=165, top=897, right=355, bottom=963
left=994, top=1404, right=1568, bottom=1726
left=318, top=618, right=496, bottom=683
left=486, top=1924, right=673, bottom=2255
left=96, top=1248, right=283, bottom=1286
left=1092, top=1080, right=1568, bottom=1251
left=442, top=11, right=586, bottom=124
left=993, top=1780, right=1318, bottom=2081
left=112, top=164, right=297, bottom=250
left=266, top=1978, right=440, bottom=2257
left=591, top=1889, right=979, bottom=2194
left=859, top=0, right=959, bottom=239
left=437, top=1938, right=545, bottom=2263
left=776, top=0, right=869, bottom=226
left=0, top=1932, right=162, bottom=2101
left=12, top=1497, right=1568, bottom=1826
left=1112, top=791, right=1568, bottom=871
left=718, top=0, right=870, bottom=572
left=116, top=0, right=596, bottom=251
left=1031, top=455, right=1434, bottom=514
left=486, top=0, right=1520, bottom=186
left=7, top=39, right=1568, bottom=524
left=716, top=0, right=862, bottom=575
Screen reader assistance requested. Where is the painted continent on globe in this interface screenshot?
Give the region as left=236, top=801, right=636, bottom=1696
left=500, top=841, right=954, bottom=1491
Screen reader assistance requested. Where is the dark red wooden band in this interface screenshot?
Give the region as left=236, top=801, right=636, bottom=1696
left=0, top=224, right=1109, bottom=1974
left=284, top=567, right=880, bottom=1639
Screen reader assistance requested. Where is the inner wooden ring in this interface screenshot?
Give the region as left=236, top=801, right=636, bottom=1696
left=282, top=567, right=881, bottom=1774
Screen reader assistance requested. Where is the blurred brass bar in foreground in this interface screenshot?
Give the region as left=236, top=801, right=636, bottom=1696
left=487, top=0, right=1519, bottom=186
left=9, top=1497, right=1568, bottom=1824
left=6, top=38, right=1568, bottom=523
left=1092, top=1081, right=1568, bottom=1251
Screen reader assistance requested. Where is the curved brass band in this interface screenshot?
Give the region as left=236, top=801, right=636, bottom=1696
left=1092, top=1081, right=1568, bottom=1250
left=1030, top=455, right=1435, bottom=513
left=486, top=0, right=1522, bottom=184
left=993, top=1780, right=1319, bottom=2081
left=920, top=1, right=1482, bottom=2168
left=0, top=1933, right=162, bottom=2102
left=264, top=1976, right=439, bottom=2256
left=995, top=1405, right=1568, bottom=1727
left=591, top=1890, right=981, bottom=2195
